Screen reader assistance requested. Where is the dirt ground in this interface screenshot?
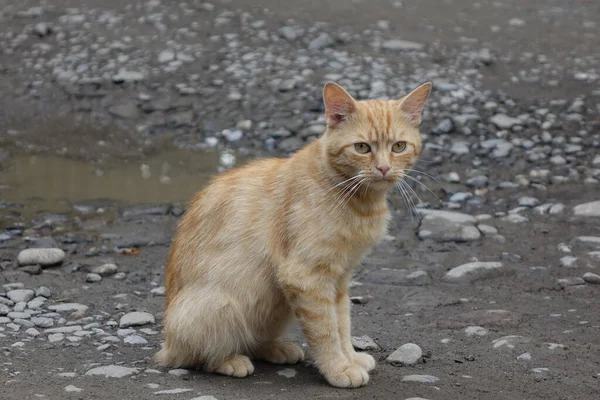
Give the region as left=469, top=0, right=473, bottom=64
left=1, top=1, right=599, bottom=399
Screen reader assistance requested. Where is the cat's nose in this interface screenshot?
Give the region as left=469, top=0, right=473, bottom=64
left=376, top=165, right=390, bottom=176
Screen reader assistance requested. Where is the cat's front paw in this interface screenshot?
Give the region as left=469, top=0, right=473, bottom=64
left=214, top=354, right=255, bottom=378
left=351, top=352, right=376, bottom=372
left=324, top=364, right=369, bottom=388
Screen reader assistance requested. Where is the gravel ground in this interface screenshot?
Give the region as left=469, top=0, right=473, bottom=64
left=1, top=1, right=599, bottom=399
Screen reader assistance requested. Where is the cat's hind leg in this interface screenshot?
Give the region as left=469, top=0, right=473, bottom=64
left=254, top=341, right=304, bottom=365
left=155, top=285, right=256, bottom=376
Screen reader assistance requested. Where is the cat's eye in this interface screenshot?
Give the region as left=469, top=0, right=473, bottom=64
left=354, top=142, right=371, bottom=154
left=392, top=141, right=407, bottom=153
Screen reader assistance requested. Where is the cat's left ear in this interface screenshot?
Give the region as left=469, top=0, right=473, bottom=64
left=323, top=82, right=357, bottom=128
left=398, top=82, right=432, bottom=126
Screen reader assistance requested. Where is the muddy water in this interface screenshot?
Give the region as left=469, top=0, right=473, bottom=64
left=0, top=149, right=245, bottom=214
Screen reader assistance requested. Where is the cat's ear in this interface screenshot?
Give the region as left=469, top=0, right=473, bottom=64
left=323, top=82, right=357, bottom=128
left=398, top=82, right=432, bottom=126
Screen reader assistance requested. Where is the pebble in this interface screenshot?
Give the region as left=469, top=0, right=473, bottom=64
left=559, top=256, right=578, bottom=268
left=168, top=369, right=190, bottom=377
left=86, top=273, right=102, bottom=282
left=26, top=328, right=41, bottom=337
left=351, top=335, right=380, bottom=351
left=64, top=385, right=83, bottom=393
left=517, top=352, right=532, bottom=361
left=17, top=248, right=65, bottom=267
left=381, top=39, right=423, bottom=51
left=124, top=334, right=148, bottom=345
left=35, top=286, right=52, bottom=298
left=119, top=312, right=155, bottom=328
left=556, top=277, right=585, bottom=288
left=277, top=368, right=297, bottom=378
left=582, top=272, right=600, bottom=284
left=31, top=317, right=54, bottom=328
left=386, top=343, right=422, bottom=365
left=151, top=287, right=165, bottom=296
left=91, top=263, right=118, bottom=277
left=48, top=333, right=65, bottom=343
left=85, top=365, right=140, bottom=378
left=492, top=335, right=532, bottom=349
left=518, top=197, right=540, bottom=207
left=45, top=326, right=82, bottom=334
left=444, top=262, right=505, bottom=282
left=573, top=201, right=600, bottom=217
left=48, top=303, right=88, bottom=313
left=464, top=326, right=488, bottom=337
left=308, top=33, right=334, bottom=50
left=7, top=289, right=35, bottom=303
left=490, top=114, right=521, bottom=129
left=401, top=375, right=439, bottom=383
left=154, top=388, right=193, bottom=395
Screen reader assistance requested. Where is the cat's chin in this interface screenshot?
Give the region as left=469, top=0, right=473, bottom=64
left=367, top=178, right=397, bottom=192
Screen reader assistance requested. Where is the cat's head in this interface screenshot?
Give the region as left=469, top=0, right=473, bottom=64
left=320, top=81, right=431, bottom=191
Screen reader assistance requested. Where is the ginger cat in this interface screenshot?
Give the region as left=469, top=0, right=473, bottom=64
left=155, top=81, right=431, bottom=388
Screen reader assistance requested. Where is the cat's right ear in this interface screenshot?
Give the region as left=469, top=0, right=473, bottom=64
left=323, top=82, right=356, bottom=128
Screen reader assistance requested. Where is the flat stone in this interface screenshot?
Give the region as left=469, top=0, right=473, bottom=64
left=402, top=375, right=439, bottom=383
left=26, top=328, right=40, bottom=337
left=154, top=388, right=193, bottom=395
left=583, top=272, right=600, bottom=284
left=48, top=333, right=65, bottom=342
left=387, top=343, right=422, bottom=365
left=91, top=263, right=118, bottom=277
left=382, top=39, right=423, bottom=51
left=124, top=334, right=148, bottom=345
left=7, top=289, right=35, bottom=303
left=85, top=365, right=140, bottom=378
left=168, top=369, right=190, bottom=377
left=444, top=262, right=505, bottom=282
left=119, top=312, right=155, bottom=328
left=573, top=201, right=600, bottom=217
left=112, top=70, right=144, bottom=83
left=492, top=335, right=532, bottom=350
left=86, top=273, right=102, bottom=283
left=18, top=248, right=65, bottom=267
left=351, top=335, right=381, bottom=351
left=559, top=256, right=578, bottom=268
left=277, top=368, right=297, bottom=378
left=556, top=277, right=585, bottom=288
left=64, top=385, right=83, bottom=393
left=490, top=114, right=521, bottom=129
left=151, top=286, right=165, bottom=296
left=45, top=326, right=82, bottom=334
left=48, top=303, right=88, bottom=313
left=108, top=102, right=139, bottom=119
left=573, top=236, right=600, bottom=249
left=464, top=326, right=488, bottom=337
left=31, top=317, right=54, bottom=328
left=35, top=286, right=52, bottom=298
left=415, top=209, right=476, bottom=224
left=517, top=352, right=532, bottom=361
left=418, top=219, right=481, bottom=242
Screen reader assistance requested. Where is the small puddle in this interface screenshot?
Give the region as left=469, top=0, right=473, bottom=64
left=0, top=149, right=247, bottom=215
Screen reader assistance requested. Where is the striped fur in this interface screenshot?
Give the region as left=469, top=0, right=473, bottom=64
left=155, top=81, right=431, bottom=387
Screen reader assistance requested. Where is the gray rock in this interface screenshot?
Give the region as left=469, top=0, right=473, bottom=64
left=517, top=352, right=532, bottom=361
left=573, top=201, right=600, bottom=217
left=45, top=326, right=82, bottom=334
left=549, top=203, right=565, bottom=214
left=86, top=273, right=102, bottom=283
left=466, top=175, right=488, bottom=188
left=582, top=272, right=600, bottom=284
left=592, top=155, right=600, bottom=167
left=416, top=209, right=476, bottom=224
left=31, top=317, right=54, bottom=328
left=108, top=103, right=139, bottom=119
left=477, top=224, right=498, bottom=236
left=464, top=326, right=488, bottom=337
left=168, top=369, right=190, bottom=377
left=556, top=277, right=586, bottom=288
left=0, top=305, right=9, bottom=315
left=382, top=39, right=423, bottom=51
left=35, top=286, right=52, bottom=298
left=351, top=335, right=381, bottom=351
left=48, top=333, right=65, bottom=343
left=124, top=334, right=148, bottom=345
left=18, top=248, right=65, bottom=266
left=518, top=197, right=540, bottom=207
left=85, top=365, right=140, bottom=378
left=559, top=256, right=578, bottom=268
left=490, top=114, right=521, bottom=129
left=91, top=263, right=118, bottom=277
left=112, top=70, right=144, bottom=83
left=7, top=289, right=35, bottom=303
left=434, top=118, right=455, bottom=134
left=308, top=33, right=334, bottom=50
left=501, top=214, right=530, bottom=224
left=119, top=311, right=155, bottom=328
left=444, top=262, right=505, bottom=283
left=492, top=335, right=532, bottom=349
left=573, top=236, right=600, bottom=249
left=158, top=49, right=175, bottom=63
left=26, top=327, right=41, bottom=337
left=401, top=375, right=439, bottom=383
left=387, top=343, right=422, bottom=365
left=418, top=219, right=481, bottom=242
left=276, top=369, right=297, bottom=378
left=48, top=303, right=88, bottom=313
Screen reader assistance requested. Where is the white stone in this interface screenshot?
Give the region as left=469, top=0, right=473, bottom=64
left=444, top=262, right=504, bottom=282
left=7, top=289, right=35, bottom=303
left=31, top=317, right=54, bottom=328
left=402, top=375, right=439, bottom=383
left=277, top=368, right=297, bottom=378
left=573, top=201, right=600, bottom=217
left=26, top=328, right=41, bottom=337
left=48, top=333, right=65, bottom=343
left=124, top=335, right=148, bottom=345
left=351, top=335, right=380, bottom=351
left=48, top=303, right=88, bottom=313
left=583, top=272, right=600, bottom=284
left=415, top=209, right=476, bottom=224
left=464, top=326, right=488, bottom=337
left=168, top=369, right=190, bottom=377
left=18, top=248, right=65, bottom=266
left=517, top=352, right=532, bottom=361
left=559, top=256, right=578, bottom=268
left=387, top=343, right=422, bottom=365
left=64, top=385, right=83, bottom=393
left=119, top=312, right=155, bottom=328
left=382, top=39, right=423, bottom=51
left=45, top=326, right=82, bottom=334
left=91, top=263, right=118, bottom=276
left=154, top=388, right=193, bottom=395
left=85, top=365, right=140, bottom=378
left=158, top=50, right=176, bottom=63
left=490, top=114, right=521, bottom=129
left=492, top=335, right=531, bottom=349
